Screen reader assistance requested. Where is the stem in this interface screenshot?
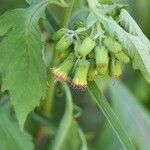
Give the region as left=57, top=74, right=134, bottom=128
left=88, top=81, right=135, bottom=150
left=42, top=0, right=75, bottom=118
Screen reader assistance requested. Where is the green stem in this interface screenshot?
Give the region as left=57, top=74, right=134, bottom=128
left=88, top=81, right=135, bottom=150
left=42, top=0, right=75, bottom=117
left=42, top=42, right=60, bottom=117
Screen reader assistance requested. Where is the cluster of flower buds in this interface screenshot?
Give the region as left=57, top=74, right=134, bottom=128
left=50, top=28, right=130, bottom=89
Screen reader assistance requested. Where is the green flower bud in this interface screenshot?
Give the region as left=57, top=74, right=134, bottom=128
left=72, top=58, right=90, bottom=89
left=88, top=51, right=95, bottom=59
left=95, top=46, right=109, bottom=68
left=59, top=47, right=72, bottom=60
left=76, top=37, right=96, bottom=57
left=104, top=37, right=122, bottom=53
left=109, top=56, right=122, bottom=77
left=52, top=28, right=65, bottom=41
left=97, top=66, right=108, bottom=76
left=87, top=60, right=97, bottom=81
left=114, top=60, right=122, bottom=77
left=98, top=0, right=113, bottom=4
left=51, top=53, right=76, bottom=81
left=115, top=51, right=130, bottom=64
left=56, top=36, right=73, bottom=53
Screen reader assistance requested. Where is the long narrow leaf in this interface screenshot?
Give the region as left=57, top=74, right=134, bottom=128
left=88, top=81, right=135, bottom=150
left=50, top=83, right=88, bottom=150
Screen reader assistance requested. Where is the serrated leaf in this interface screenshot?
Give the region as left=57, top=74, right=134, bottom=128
left=50, top=83, right=88, bottom=150
left=91, top=7, right=150, bottom=83
left=0, top=100, right=34, bottom=150
left=0, top=1, right=48, bottom=129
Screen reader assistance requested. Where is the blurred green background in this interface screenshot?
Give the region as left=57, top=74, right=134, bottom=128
left=0, top=0, right=150, bottom=150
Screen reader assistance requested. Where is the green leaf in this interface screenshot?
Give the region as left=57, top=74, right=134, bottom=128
left=0, top=1, right=48, bottom=129
left=89, top=5, right=150, bottom=83
left=72, top=0, right=86, bottom=11
left=69, top=8, right=89, bottom=28
left=95, top=122, right=123, bottom=150
left=0, top=102, right=34, bottom=150
left=50, top=83, right=88, bottom=150
left=96, top=80, right=150, bottom=150
left=110, top=80, right=150, bottom=149
left=88, top=81, right=135, bottom=150
left=26, top=0, right=38, bottom=5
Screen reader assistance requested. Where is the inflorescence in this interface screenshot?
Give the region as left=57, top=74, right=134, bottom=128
left=50, top=1, right=130, bottom=89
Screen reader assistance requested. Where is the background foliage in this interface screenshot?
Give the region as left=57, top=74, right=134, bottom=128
left=0, top=0, right=150, bottom=150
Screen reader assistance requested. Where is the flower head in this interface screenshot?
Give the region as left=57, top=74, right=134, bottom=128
left=51, top=53, right=76, bottom=81
left=72, top=58, right=90, bottom=89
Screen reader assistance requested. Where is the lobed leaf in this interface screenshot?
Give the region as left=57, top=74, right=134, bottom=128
left=0, top=1, right=48, bottom=129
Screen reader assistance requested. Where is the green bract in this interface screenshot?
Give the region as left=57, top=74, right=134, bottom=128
left=104, top=37, right=122, bottom=54
left=76, top=37, right=96, bottom=57
left=115, top=52, right=130, bottom=64
left=87, top=60, right=97, bottom=81
left=56, top=36, right=73, bottom=53
left=95, top=46, right=109, bottom=68
left=52, top=28, right=65, bottom=41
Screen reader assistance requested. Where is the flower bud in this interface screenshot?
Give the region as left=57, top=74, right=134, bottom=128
left=56, top=36, right=73, bottom=53
left=87, top=60, right=97, bottom=81
left=51, top=53, right=76, bottom=81
left=95, top=46, right=109, bottom=68
left=97, top=66, right=108, bottom=76
left=76, top=37, right=96, bottom=57
left=72, top=58, right=90, bottom=89
left=104, top=37, right=122, bottom=53
left=114, top=60, right=122, bottom=77
left=99, top=0, right=113, bottom=4
left=115, top=51, right=130, bottom=64
left=52, top=28, right=65, bottom=41
left=109, top=56, right=122, bottom=77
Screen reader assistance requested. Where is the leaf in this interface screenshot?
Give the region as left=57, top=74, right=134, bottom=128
left=96, top=80, right=150, bottom=150
left=69, top=8, right=89, bottom=28
left=50, top=83, right=88, bottom=150
left=91, top=7, right=150, bottom=83
left=72, top=0, right=86, bottom=11
left=0, top=100, right=34, bottom=150
left=86, top=12, right=98, bottom=28
left=88, top=81, right=135, bottom=150
left=95, top=122, right=123, bottom=150
left=0, top=1, right=48, bottom=129
left=26, top=0, right=38, bottom=4
left=110, top=80, right=150, bottom=149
